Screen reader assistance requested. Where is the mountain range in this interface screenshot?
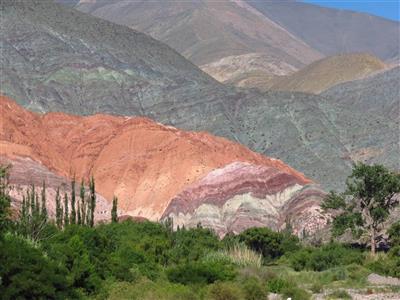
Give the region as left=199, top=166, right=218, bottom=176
left=1, top=0, right=399, bottom=194
left=72, top=0, right=400, bottom=84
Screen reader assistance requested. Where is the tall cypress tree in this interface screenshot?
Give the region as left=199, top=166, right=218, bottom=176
left=89, top=176, right=96, bottom=227
left=70, top=177, right=76, bottom=224
left=30, top=185, right=35, bottom=218
left=41, top=181, right=47, bottom=221
left=55, top=187, right=62, bottom=229
left=77, top=201, right=82, bottom=225
left=80, top=180, right=85, bottom=225
left=64, top=192, right=69, bottom=227
left=111, top=196, right=118, bottom=223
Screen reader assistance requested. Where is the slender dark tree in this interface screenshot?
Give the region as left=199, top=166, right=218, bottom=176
left=70, top=177, right=76, bottom=224
left=55, top=187, right=62, bottom=229
left=80, top=180, right=86, bottom=226
left=30, top=185, right=35, bottom=219
left=34, top=191, right=40, bottom=219
left=77, top=201, right=82, bottom=225
left=41, top=181, right=47, bottom=221
left=89, top=176, right=96, bottom=227
left=64, top=192, right=69, bottom=227
left=111, top=196, right=118, bottom=223
left=0, top=165, right=11, bottom=234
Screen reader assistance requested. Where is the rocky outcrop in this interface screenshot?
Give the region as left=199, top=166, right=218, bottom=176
left=162, top=162, right=326, bottom=236
left=0, top=96, right=327, bottom=234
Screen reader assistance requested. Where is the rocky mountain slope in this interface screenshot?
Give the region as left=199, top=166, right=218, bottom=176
left=270, top=53, right=387, bottom=94
left=320, top=67, right=400, bottom=168
left=0, top=96, right=327, bottom=236
left=1, top=0, right=398, bottom=192
left=0, top=0, right=224, bottom=115
left=72, top=0, right=322, bottom=79
left=70, top=0, right=399, bottom=84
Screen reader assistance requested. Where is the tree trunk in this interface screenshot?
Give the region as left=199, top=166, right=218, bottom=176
left=371, top=227, right=376, bottom=256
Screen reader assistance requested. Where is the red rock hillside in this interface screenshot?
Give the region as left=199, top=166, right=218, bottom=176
left=0, top=96, right=327, bottom=235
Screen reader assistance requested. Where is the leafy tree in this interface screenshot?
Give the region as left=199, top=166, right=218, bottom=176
left=64, top=192, right=69, bottom=227
left=111, top=196, right=118, bottom=223
left=70, top=177, right=76, bottom=225
left=0, top=165, right=11, bottom=235
left=322, top=163, right=400, bottom=255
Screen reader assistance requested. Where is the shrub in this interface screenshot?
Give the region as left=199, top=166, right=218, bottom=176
left=287, top=243, right=364, bottom=271
left=310, top=282, right=323, bottom=293
left=281, top=285, right=311, bottom=300
left=167, top=261, right=236, bottom=285
left=366, top=250, right=400, bottom=278
left=237, top=227, right=300, bottom=261
left=327, top=290, right=352, bottom=299
left=0, top=233, right=75, bottom=299
left=208, top=282, right=243, bottom=300
left=266, top=277, right=292, bottom=293
left=388, top=222, right=400, bottom=246
left=107, top=278, right=200, bottom=300
left=241, top=277, right=268, bottom=300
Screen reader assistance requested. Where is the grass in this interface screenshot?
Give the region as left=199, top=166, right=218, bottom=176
left=204, top=243, right=262, bottom=268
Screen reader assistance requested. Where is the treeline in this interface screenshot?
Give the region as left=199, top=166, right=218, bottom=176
left=16, top=176, right=118, bottom=241
left=0, top=163, right=400, bottom=300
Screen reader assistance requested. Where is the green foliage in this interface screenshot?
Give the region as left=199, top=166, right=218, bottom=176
left=365, top=248, right=400, bottom=278
left=107, top=279, right=200, bottom=300
left=112, top=196, right=118, bottom=223
left=281, top=285, right=311, bottom=300
left=235, top=227, right=300, bottom=261
left=64, top=192, right=69, bottom=227
left=88, top=176, right=96, bottom=227
left=167, top=260, right=236, bottom=285
left=287, top=243, right=364, bottom=271
left=241, top=277, right=268, bottom=300
left=55, top=187, right=62, bottom=229
left=70, top=177, right=76, bottom=225
left=41, top=181, right=47, bottom=221
left=266, top=277, right=292, bottom=293
left=0, top=165, right=11, bottom=235
left=208, top=281, right=244, bottom=300
left=0, top=233, right=75, bottom=299
left=323, top=163, right=400, bottom=254
left=16, top=185, right=49, bottom=242
left=327, top=290, right=352, bottom=299
left=388, top=221, right=400, bottom=246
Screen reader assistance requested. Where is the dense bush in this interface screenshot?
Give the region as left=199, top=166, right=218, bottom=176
left=0, top=234, right=75, bottom=299
left=388, top=221, right=400, bottom=246
left=241, top=277, right=268, bottom=300
left=208, top=281, right=243, bottom=300
left=366, top=247, right=400, bottom=278
left=281, top=285, right=311, bottom=300
left=287, top=243, right=364, bottom=271
left=234, top=227, right=300, bottom=261
left=167, top=260, right=236, bottom=285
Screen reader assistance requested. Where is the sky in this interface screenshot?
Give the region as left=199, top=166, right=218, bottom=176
left=301, top=0, right=400, bottom=21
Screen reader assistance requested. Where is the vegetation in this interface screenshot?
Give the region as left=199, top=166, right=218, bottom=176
left=0, top=163, right=399, bottom=299
left=322, top=163, right=400, bottom=255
